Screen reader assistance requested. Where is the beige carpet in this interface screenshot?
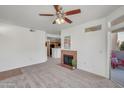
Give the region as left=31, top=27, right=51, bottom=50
left=0, top=58, right=120, bottom=88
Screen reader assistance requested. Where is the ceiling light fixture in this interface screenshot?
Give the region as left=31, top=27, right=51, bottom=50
left=55, top=18, right=65, bottom=24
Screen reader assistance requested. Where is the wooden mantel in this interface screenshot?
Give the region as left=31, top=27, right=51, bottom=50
left=61, top=50, right=77, bottom=69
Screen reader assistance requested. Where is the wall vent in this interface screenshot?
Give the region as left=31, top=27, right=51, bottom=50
left=111, top=15, right=124, bottom=27
left=85, top=25, right=102, bottom=32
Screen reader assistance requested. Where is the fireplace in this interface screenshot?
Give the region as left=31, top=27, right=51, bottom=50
left=64, top=55, right=73, bottom=66
left=61, top=50, right=77, bottom=69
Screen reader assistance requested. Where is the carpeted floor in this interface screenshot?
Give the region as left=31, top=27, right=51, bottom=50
left=0, top=58, right=120, bottom=88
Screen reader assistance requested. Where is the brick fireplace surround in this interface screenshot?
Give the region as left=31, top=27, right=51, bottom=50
left=61, top=50, right=77, bottom=69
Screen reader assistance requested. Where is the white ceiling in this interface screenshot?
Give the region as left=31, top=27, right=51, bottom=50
left=0, top=5, right=122, bottom=34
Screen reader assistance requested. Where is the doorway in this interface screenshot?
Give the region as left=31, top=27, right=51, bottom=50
left=46, top=37, right=61, bottom=57
left=110, top=30, right=124, bottom=87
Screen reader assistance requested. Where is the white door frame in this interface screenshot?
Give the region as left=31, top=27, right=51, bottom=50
left=107, top=31, right=112, bottom=79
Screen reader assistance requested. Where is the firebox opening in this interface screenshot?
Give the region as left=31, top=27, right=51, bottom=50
left=63, top=55, right=73, bottom=66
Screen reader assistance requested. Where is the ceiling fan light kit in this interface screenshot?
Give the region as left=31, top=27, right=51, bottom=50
left=55, top=18, right=65, bottom=24
left=39, top=5, right=81, bottom=24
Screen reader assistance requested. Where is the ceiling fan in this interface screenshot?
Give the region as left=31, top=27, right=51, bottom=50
left=39, top=5, right=81, bottom=24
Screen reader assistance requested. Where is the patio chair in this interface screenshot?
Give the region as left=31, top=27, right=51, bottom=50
left=111, top=52, right=124, bottom=69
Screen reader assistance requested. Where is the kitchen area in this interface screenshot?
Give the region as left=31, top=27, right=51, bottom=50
left=46, top=34, right=61, bottom=58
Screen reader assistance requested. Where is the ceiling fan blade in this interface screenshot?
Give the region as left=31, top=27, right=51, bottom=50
left=65, top=9, right=81, bottom=16
left=64, top=17, right=72, bottom=24
left=39, top=14, right=54, bottom=16
left=53, top=5, right=60, bottom=12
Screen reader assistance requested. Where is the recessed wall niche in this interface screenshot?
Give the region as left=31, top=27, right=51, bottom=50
left=64, top=36, right=71, bottom=49
left=85, top=25, right=102, bottom=32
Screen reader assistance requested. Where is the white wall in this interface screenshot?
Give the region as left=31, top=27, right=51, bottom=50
left=0, top=23, right=47, bottom=72
left=61, top=18, right=108, bottom=77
